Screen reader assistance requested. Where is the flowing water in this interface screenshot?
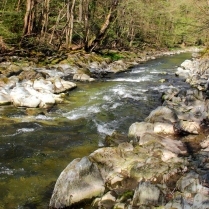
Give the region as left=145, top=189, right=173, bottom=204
left=0, top=53, right=192, bottom=208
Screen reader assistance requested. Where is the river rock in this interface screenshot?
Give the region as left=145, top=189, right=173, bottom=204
left=175, top=66, right=190, bottom=78
left=33, top=78, right=54, bottom=93
left=181, top=59, right=194, bottom=71
left=153, top=122, right=175, bottom=134
left=128, top=122, right=154, bottom=139
left=10, top=86, right=41, bottom=108
left=3, top=64, right=23, bottom=77
left=145, top=106, right=178, bottom=123
left=0, top=90, right=11, bottom=105
left=73, top=73, right=95, bottom=82
left=18, top=69, right=48, bottom=80
left=49, top=157, right=105, bottom=208
left=50, top=138, right=189, bottom=208
left=94, top=191, right=117, bottom=209
left=50, top=51, right=209, bottom=209
left=9, top=78, right=76, bottom=108
left=51, top=77, right=77, bottom=93
left=174, top=120, right=200, bottom=134
left=132, top=182, right=161, bottom=207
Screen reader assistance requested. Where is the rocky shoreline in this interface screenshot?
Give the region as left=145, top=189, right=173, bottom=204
left=49, top=50, right=209, bottom=209
left=0, top=47, right=199, bottom=111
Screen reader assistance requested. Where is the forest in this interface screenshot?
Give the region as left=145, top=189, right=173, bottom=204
left=0, top=0, right=209, bottom=53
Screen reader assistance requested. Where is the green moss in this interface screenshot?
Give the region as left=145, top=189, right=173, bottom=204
left=119, top=190, right=134, bottom=202
left=102, top=52, right=125, bottom=61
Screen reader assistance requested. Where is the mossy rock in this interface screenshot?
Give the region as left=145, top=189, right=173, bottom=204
left=104, top=131, right=129, bottom=147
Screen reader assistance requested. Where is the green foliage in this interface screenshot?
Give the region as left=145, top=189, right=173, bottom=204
left=0, top=0, right=208, bottom=51
left=102, top=51, right=125, bottom=61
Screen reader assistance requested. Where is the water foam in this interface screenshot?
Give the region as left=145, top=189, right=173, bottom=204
left=110, top=75, right=152, bottom=82
left=2, top=128, right=36, bottom=137
left=64, top=105, right=101, bottom=120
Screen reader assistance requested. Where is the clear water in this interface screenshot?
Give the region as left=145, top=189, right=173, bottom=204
left=0, top=53, right=191, bottom=208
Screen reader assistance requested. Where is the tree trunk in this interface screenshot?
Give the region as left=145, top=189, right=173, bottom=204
left=41, top=0, right=50, bottom=37
left=84, top=0, right=119, bottom=52
left=83, top=0, right=90, bottom=48
left=23, top=0, right=34, bottom=35
left=78, top=0, right=83, bottom=22
left=66, top=0, right=76, bottom=46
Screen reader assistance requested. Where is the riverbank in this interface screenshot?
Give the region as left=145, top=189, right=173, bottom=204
left=49, top=50, right=209, bottom=209
left=0, top=47, right=201, bottom=110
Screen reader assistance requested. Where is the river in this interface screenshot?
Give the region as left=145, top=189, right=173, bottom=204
left=0, top=52, right=192, bottom=208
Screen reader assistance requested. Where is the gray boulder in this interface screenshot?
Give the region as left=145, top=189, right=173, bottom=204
left=49, top=157, right=105, bottom=208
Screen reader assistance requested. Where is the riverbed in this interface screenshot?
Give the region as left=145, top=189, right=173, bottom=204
left=0, top=53, right=192, bottom=208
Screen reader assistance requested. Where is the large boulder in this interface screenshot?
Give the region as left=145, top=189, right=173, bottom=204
left=10, top=86, right=41, bottom=108
left=9, top=78, right=76, bottom=108
left=49, top=157, right=105, bottom=208
left=145, top=106, right=178, bottom=123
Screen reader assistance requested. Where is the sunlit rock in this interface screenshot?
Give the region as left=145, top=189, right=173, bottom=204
left=33, top=79, right=54, bottom=93
left=0, top=88, right=11, bottom=105
left=73, top=73, right=95, bottom=82
left=200, top=136, right=209, bottom=149
left=174, top=120, right=200, bottom=134
left=49, top=157, right=105, bottom=208
left=154, top=122, right=175, bottom=134
left=132, top=182, right=160, bottom=207
left=10, top=86, right=41, bottom=107
left=177, top=172, right=201, bottom=193
left=145, top=106, right=178, bottom=123
left=175, top=67, right=190, bottom=78
left=128, top=122, right=154, bottom=138
left=181, top=59, right=194, bottom=71
left=97, top=191, right=117, bottom=209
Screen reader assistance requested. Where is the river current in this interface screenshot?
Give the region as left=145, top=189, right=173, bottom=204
left=0, top=53, right=191, bottom=208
